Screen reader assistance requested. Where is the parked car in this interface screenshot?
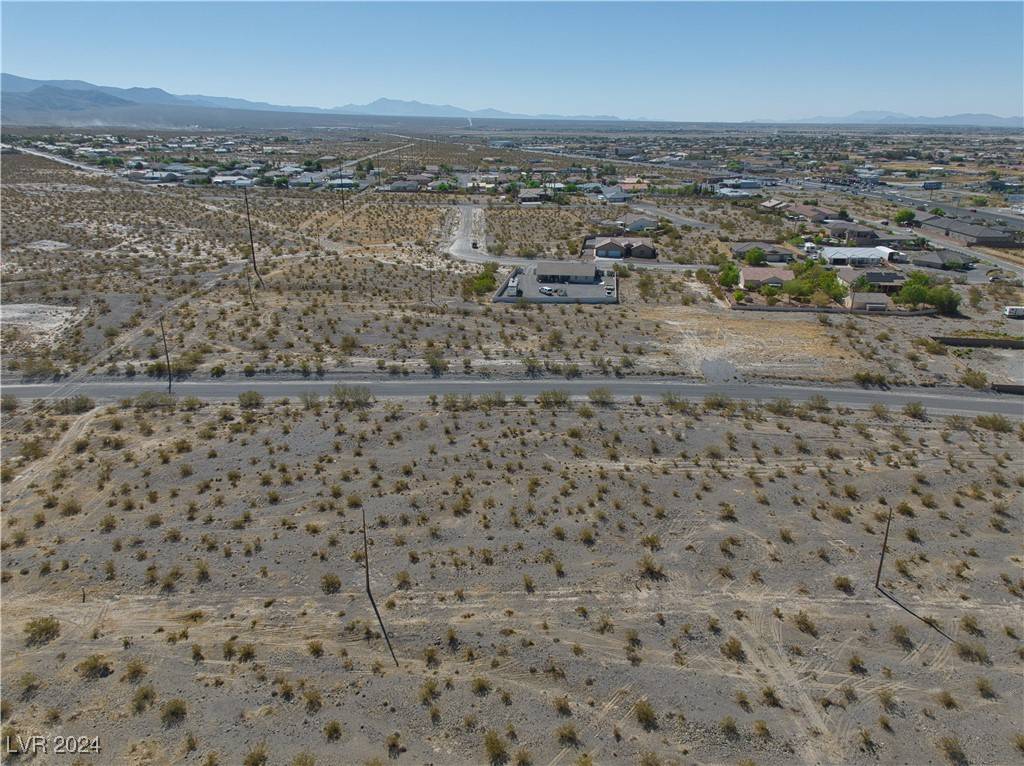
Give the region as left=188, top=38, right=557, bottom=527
left=471, top=241, right=478, bottom=249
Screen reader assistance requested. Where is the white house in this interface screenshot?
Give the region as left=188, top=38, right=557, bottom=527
left=820, top=246, right=892, bottom=267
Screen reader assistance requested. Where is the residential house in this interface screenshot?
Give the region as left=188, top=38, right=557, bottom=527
left=716, top=187, right=754, bottom=198
left=619, top=177, right=649, bottom=192
left=739, top=267, right=793, bottom=290
left=599, top=185, right=631, bottom=203
left=328, top=178, right=360, bottom=190
left=787, top=204, right=836, bottom=223
left=825, top=221, right=881, bottom=246
left=290, top=172, right=327, bottom=188
left=587, top=236, right=657, bottom=259
left=820, top=246, right=890, bottom=267
left=388, top=180, right=420, bottom=192
left=835, top=268, right=906, bottom=294
left=599, top=214, right=658, bottom=234
left=917, top=215, right=1018, bottom=248
left=518, top=188, right=550, bottom=204
left=720, top=178, right=762, bottom=189
left=908, top=249, right=975, bottom=270
left=731, top=242, right=795, bottom=263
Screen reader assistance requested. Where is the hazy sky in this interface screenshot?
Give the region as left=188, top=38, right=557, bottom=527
left=2, top=2, right=1022, bottom=121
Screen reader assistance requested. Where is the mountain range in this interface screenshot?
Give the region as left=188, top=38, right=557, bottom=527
left=784, top=110, right=1022, bottom=128
left=0, top=74, right=618, bottom=122
left=2, top=73, right=1021, bottom=128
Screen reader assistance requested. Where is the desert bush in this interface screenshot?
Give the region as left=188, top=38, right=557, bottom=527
left=720, top=636, right=746, bottom=662
left=321, top=574, right=341, bottom=594
left=77, top=654, right=112, bottom=680
left=161, top=698, right=187, bottom=726
left=24, top=616, right=60, bottom=646
left=483, top=730, right=508, bottom=765
left=634, top=699, right=657, bottom=730
left=237, top=391, right=264, bottom=409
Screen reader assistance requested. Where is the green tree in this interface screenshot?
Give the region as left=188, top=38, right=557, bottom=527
left=718, top=262, right=740, bottom=288
left=926, top=284, right=961, bottom=315
left=893, top=209, right=916, bottom=225
left=744, top=248, right=767, bottom=266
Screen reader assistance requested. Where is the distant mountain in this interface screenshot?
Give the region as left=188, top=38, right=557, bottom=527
left=1, top=73, right=620, bottom=123
left=791, top=110, right=1023, bottom=128
left=3, top=85, right=136, bottom=112
left=329, top=97, right=617, bottom=121
left=4, top=74, right=1020, bottom=129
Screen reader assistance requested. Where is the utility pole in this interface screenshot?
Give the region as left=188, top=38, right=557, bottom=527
left=159, top=316, right=172, bottom=395
left=362, top=507, right=399, bottom=666
left=244, top=269, right=257, bottom=312
left=243, top=187, right=265, bottom=288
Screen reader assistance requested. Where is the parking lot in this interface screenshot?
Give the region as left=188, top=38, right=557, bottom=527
left=493, top=264, right=618, bottom=304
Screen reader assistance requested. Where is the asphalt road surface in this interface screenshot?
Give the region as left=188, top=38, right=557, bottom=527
left=630, top=201, right=719, bottom=232
left=4, top=376, right=1021, bottom=417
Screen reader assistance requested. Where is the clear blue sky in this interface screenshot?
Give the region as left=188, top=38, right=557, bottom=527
left=2, top=2, right=1022, bottom=121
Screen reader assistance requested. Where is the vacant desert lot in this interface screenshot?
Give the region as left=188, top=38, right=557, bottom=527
left=1, top=391, right=1021, bottom=765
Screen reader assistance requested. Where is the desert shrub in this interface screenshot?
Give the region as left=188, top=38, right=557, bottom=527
left=24, top=616, right=60, bottom=646
left=483, top=730, right=508, bottom=765
left=77, top=654, right=112, bottom=680
left=321, top=574, right=341, bottom=594
left=237, top=391, right=264, bottom=409
left=243, top=743, right=268, bottom=766
left=537, top=389, right=570, bottom=409
left=938, top=736, right=967, bottom=765
left=793, top=611, right=818, bottom=637
left=55, top=395, right=95, bottom=415
left=634, top=699, right=658, bottom=730
left=720, top=636, right=746, bottom=662
left=131, top=684, right=156, bottom=713
left=556, top=724, right=579, bottom=747
left=161, top=698, right=187, bottom=726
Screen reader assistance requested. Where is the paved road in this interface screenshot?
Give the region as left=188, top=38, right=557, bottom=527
left=4, top=377, right=1021, bottom=416
left=630, top=200, right=718, bottom=232
left=2, top=144, right=116, bottom=175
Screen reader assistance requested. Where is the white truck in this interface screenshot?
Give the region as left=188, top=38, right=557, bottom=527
left=1003, top=306, right=1024, bottom=318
